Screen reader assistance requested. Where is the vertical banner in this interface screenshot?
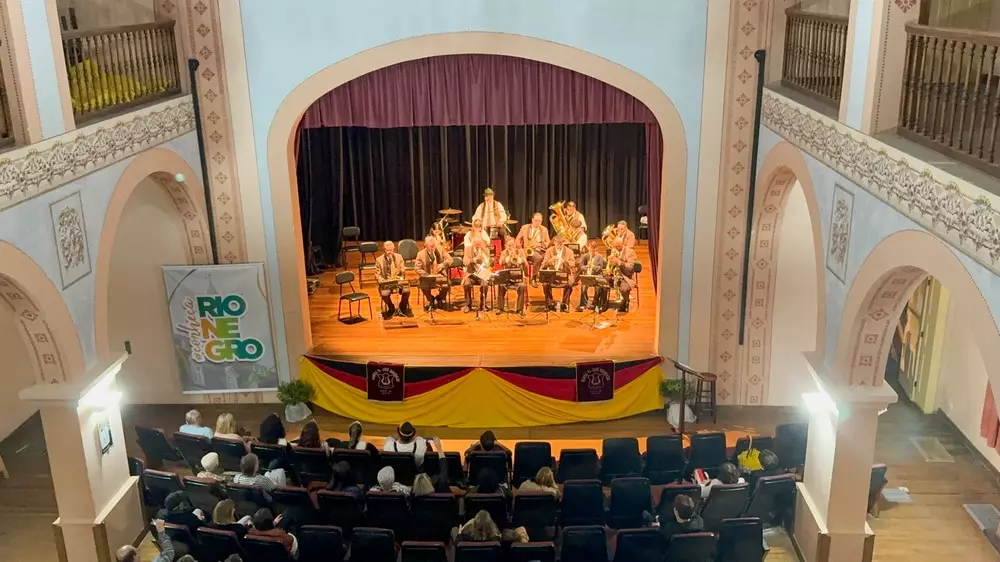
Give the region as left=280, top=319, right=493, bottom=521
left=163, top=264, right=278, bottom=393
left=366, top=362, right=405, bottom=402
left=576, top=360, right=615, bottom=402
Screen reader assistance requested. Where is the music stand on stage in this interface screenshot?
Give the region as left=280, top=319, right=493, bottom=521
left=532, top=269, right=569, bottom=323
left=578, top=274, right=616, bottom=330
left=494, top=268, right=525, bottom=324
left=413, top=275, right=447, bottom=325
left=377, top=279, right=417, bottom=329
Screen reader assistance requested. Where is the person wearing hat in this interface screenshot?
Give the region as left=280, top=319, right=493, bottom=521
left=472, top=187, right=508, bottom=233
left=382, top=421, right=430, bottom=467
left=197, top=452, right=227, bottom=482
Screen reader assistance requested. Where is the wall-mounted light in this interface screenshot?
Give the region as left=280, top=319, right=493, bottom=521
left=175, top=173, right=185, bottom=183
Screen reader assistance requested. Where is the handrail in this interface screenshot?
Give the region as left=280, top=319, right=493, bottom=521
left=61, top=21, right=177, bottom=40
left=784, top=9, right=849, bottom=25
left=781, top=9, right=849, bottom=106
left=904, top=23, right=1000, bottom=46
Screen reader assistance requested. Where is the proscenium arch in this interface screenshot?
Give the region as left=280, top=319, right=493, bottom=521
left=266, top=31, right=688, bottom=364
left=834, top=230, right=1000, bottom=392
left=93, top=147, right=210, bottom=356
left=745, top=141, right=826, bottom=404
left=0, top=241, right=85, bottom=383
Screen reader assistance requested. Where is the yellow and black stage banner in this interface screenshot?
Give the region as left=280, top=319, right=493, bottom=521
left=300, top=356, right=664, bottom=428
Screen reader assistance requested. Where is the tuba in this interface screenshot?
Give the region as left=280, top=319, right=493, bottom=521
left=601, top=224, right=616, bottom=249
left=549, top=201, right=570, bottom=241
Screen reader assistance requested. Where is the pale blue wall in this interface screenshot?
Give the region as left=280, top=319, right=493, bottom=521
left=20, top=0, right=68, bottom=138
left=238, top=0, right=710, bottom=371
left=0, top=132, right=202, bottom=365
left=758, top=127, right=1000, bottom=369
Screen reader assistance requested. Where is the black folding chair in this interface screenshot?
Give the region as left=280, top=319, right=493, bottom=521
left=612, top=527, right=666, bottom=562
left=173, top=432, right=213, bottom=472
left=773, top=422, right=808, bottom=471
left=600, top=438, right=642, bottom=485
left=556, top=448, right=599, bottom=482
left=510, top=542, right=556, bottom=562
left=644, top=435, right=686, bottom=484
left=351, top=527, right=396, bottom=562
left=315, top=490, right=364, bottom=534
left=212, top=436, right=247, bottom=472
left=665, top=532, right=716, bottom=561
left=297, top=525, right=345, bottom=562
left=512, top=491, right=558, bottom=540
left=135, top=426, right=183, bottom=469
left=560, top=479, right=605, bottom=526
left=401, top=541, right=448, bottom=562
left=455, top=541, right=502, bottom=562
left=366, top=491, right=413, bottom=541
left=512, top=441, right=552, bottom=486
left=335, top=271, right=372, bottom=321
left=701, top=483, right=751, bottom=531
left=358, top=241, right=379, bottom=285
left=469, top=451, right=509, bottom=485
left=717, top=517, right=766, bottom=562
left=412, top=493, right=458, bottom=542
left=380, top=451, right=417, bottom=486
left=339, top=226, right=361, bottom=267
left=560, top=525, right=609, bottom=562
left=143, top=469, right=183, bottom=510
left=466, top=492, right=509, bottom=529
left=608, top=477, right=652, bottom=530
left=687, top=432, right=728, bottom=478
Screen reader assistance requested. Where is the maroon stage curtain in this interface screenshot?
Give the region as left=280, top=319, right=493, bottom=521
left=300, top=54, right=663, bottom=286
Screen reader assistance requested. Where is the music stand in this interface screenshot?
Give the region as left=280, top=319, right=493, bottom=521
left=579, top=274, right=615, bottom=330
left=377, top=279, right=406, bottom=320
left=670, top=358, right=699, bottom=436
left=414, top=275, right=446, bottom=325
left=533, top=269, right=568, bottom=323
left=494, top=268, right=525, bottom=324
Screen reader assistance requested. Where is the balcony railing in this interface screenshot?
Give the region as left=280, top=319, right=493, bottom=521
left=781, top=10, right=849, bottom=107
left=62, top=21, right=181, bottom=124
left=899, top=24, right=1000, bottom=178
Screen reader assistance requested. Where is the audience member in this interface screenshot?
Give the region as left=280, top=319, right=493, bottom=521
left=117, top=519, right=173, bottom=562
left=346, top=420, right=372, bottom=451
left=383, top=421, right=430, bottom=467
left=699, top=462, right=745, bottom=499
left=427, top=437, right=453, bottom=493
left=464, top=430, right=511, bottom=461
left=456, top=510, right=502, bottom=542
left=233, top=453, right=277, bottom=492
left=156, top=491, right=205, bottom=534
left=470, top=467, right=510, bottom=500
left=325, top=461, right=364, bottom=501
left=517, top=466, right=559, bottom=498
left=295, top=420, right=328, bottom=453
left=179, top=409, right=213, bottom=439
left=372, top=465, right=412, bottom=495
left=746, top=449, right=783, bottom=490
left=412, top=473, right=435, bottom=496
left=196, top=452, right=227, bottom=482
left=248, top=508, right=297, bottom=557
left=215, top=413, right=245, bottom=441
left=259, top=413, right=287, bottom=445
left=648, top=495, right=704, bottom=544
left=501, top=526, right=530, bottom=544
left=211, top=499, right=252, bottom=538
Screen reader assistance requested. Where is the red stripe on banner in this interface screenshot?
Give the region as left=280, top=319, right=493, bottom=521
left=614, top=357, right=663, bottom=389
left=405, top=368, right=476, bottom=398
left=489, top=368, right=577, bottom=402
left=308, top=358, right=367, bottom=392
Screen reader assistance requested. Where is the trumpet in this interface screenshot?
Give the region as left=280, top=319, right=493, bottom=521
left=507, top=252, right=523, bottom=267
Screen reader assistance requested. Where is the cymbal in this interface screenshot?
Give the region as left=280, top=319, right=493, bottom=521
left=439, top=208, right=461, bottom=215
left=503, top=219, right=519, bottom=225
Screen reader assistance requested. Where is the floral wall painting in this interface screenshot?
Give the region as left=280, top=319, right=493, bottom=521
left=827, top=183, right=854, bottom=283
left=49, top=191, right=92, bottom=288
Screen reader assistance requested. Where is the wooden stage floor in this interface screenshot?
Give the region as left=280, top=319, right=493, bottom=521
left=308, top=241, right=656, bottom=366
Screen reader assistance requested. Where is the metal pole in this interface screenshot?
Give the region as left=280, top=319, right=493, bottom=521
left=738, top=49, right=767, bottom=344
left=188, top=58, right=219, bottom=265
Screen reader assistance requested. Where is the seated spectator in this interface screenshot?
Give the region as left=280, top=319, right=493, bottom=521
left=699, top=462, right=745, bottom=499
left=746, top=449, right=783, bottom=490
left=248, top=508, right=297, bottom=557
left=259, top=413, right=287, bottom=446
left=197, top=452, right=227, bottom=482
left=156, top=491, right=205, bottom=534
left=456, top=510, right=502, bottom=542
left=179, top=409, right=213, bottom=439
left=326, top=461, right=364, bottom=502
left=517, top=466, right=559, bottom=498
left=383, top=421, right=430, bottom=467
left=211, top=499, right=252, bottom=538
left=372, top=465, right=412, bottom=495
left=656, top=495, right=704, bottom=543
left=295, top=420, right=328, bottom=454
left=470, top=467, right=510, bottom=500
left=412, top=473, right=435, bottom=496
left=501, top=526, right=530, bottom=544
left=233, top=453, right=277, bottom=492
left=426, top=437, right=453, bottom=493
left=117, top=519, right=173, bottom=562
left=215, top=413, right=246, bottom=442
left=346, top=420, right=376, bottom=452
left=464, top=430, right=511, bottom=461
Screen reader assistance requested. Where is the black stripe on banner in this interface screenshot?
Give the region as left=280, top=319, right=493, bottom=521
left=404, top=366, right=467, bottom=383
left=306, top=356, right=366, bottom=379
left=492, top=365, right=576, bottom=380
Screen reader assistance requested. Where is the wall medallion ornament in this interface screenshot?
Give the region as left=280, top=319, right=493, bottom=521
left=49, top=191, right=92, bottom=288
left=827, top=184, right=854, bottom=283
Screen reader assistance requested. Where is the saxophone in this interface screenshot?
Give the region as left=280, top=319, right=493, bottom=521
left=390, top=255, right=403, bottom=280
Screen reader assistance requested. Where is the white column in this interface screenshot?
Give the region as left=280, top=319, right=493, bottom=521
left=11, top=0, right=74, bottom=138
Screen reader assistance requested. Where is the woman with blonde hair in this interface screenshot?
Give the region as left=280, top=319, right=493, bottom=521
left=517, top=466, right=559, bottom=498
left=412, top=473, right=435, bottom=496
left=210, top=499, right=251, bottom=537
left=456, top=509, right=501, bottom=542
left=214, top=413, right=242, bottom=440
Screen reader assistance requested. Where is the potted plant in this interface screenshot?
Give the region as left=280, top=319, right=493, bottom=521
left=659, top=378, right=696, bottom=428
left=277, top=379, right=315, bottom=423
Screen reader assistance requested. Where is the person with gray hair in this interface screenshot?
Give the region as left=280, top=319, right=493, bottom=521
left=179, top=409, right=214, bottom=439
left=116, top=519, right=173, bottom=562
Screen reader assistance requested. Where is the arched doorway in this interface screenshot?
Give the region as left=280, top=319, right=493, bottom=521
left=93, top=148, right=209, bottom=403
left=744, top=142, right=825, bottom=405
left=265, top=32, right=689, bottom=367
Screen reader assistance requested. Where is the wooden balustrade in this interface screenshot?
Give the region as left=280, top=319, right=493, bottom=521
left=781, top=10, right=849, bottom=107
left=899, top=24, right=1000, bottom=177
left=62, top=21, right=181, bottom=123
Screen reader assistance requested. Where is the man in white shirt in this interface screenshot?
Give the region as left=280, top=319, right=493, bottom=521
left=179, top=409, right=214, bottom=439
left=563, top=200, right=587, bottom=234
left=382, top=421, right=429, bottom=467
left=472, top=187, right=508, bottom=232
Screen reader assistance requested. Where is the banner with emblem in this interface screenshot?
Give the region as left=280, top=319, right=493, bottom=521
left=366, top=361, right=405, bottom=401
left=575, top=360, right=615, bottom=402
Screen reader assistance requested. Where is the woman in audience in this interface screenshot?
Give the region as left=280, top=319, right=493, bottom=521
left=470, top=467, right=511, bottom=500
left=517, top=466, right=559, bottom=498
left=215, top=413, right=245, bottom=441
left=372, top=465, right=412, bottom=495
left=247, top=508, right=297, bottom=557
left=295, top=420, right=328, bottom=454
left=412, top=473, right=435, bottom=496
left=383, top=421, right=430, bottom=467
left=196, top=452, right=227, bottom=482
left=464, top=430, right=511, bottom=462
left=746, top=449, right=783, bottom=489
left=156, top=491, right=205, bottom=534
left=210, top=499, right=251, bottom=538
left=501, top=526, right=530, bottom=544
left=232, top=453, right=278, bottom=492
left=699, top=461, right=745, bottom=499
left=179, top=409, right=213, bottom=439
left=259, top=413, right=287, bottom=445
left=426, top=437, right=453, bottom=493
left=346, top=420, right=375, bottom=451
left=325, top=461, right=364, bottom=501
left=456, top=509, right=502, bottom=542
left=117, top=519, right=173, bottom=562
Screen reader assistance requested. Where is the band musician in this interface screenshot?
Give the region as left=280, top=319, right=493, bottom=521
left=464, top=218, right=492, bottom=248
left=613, top=220, right=637, bottom=249
left=599, top=237, right=638, bottom=313
left=415, top=235, right=451, bottom=311
left=374, top=241, right=413, bottom=318
left=462, top=237, right=493, bottom=313
left=472, top=187, right=508, bottom=233
left=540, top=235, right=576, bottom=312
left=567, top=217, right=588, bottom=248
left=563, top=200, right=587, bottom=233
left=515, top=212, right=550, bottom=287
left=575, top=239, right=606, bottom=312
left=496, top=235, right=527, bottom=316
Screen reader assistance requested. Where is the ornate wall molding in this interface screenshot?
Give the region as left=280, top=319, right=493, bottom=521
left=0, top=96, right=194, bottom=212
left=763, top=89, right=1000, bottom=277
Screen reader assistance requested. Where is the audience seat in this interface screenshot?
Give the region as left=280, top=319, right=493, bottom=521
left=380, top=451, right=417, bottom=486
left=512, top=441, right=552, bottom=486
left=272, top=486, right=315, bottom=518
left=173, top=432, right=214, bottom=472
left=644, top=435, right=687, bottom=485
left=512, top=491, right=558, bottom=540
left=423, top=451, right=465, bottom=486
left=250, top=442, right=289, bottom=475
left=142, top=469, right=183, bottom=510
left=510, top=541, right=556, bottom=562
left=226, top=483, right=269, bottom=518
left=291, top=446, right=334, bottom=485
left=351, top=527, right=396, bottom=562
left=613, top=527, right=666, bottom=562
left=560, top=479, right=605, bottom=526
left=743, top=474, right=796, bottom=525
left=730, top=436, right=775, bottom=466
left=411, top=493, right=458, bottom=542
left=196, top=527, right=245, bottom=561
left=701, top=483, right=751, bottom=531
left=609, top=477, right=652, bottom=530
left=162, top=522, right=198, bottom=558
left=665, top=532, right=716, bottom=562
left=455, top=540, right=502, bottom=562
left=212, top=436, right=248, bottom=472
left=560, top=525, right=609, bottom=562
left=656, top=483, right=701, bottom=522
left=687, top=432, right=728, bottom=478
left=556, top=448, right=600, bottom=482
left=401, top=541, right=448, bottom=562
left=181, top=476, right=225, bottom=517
left=716, top=517, right=766, bottom=562
left=330, top=448, right=375, bottom=487
left=600, top=438, right=642, bottom=485
left=127, top=456, right=144, bottom=477
left=297, top=525, right=345, bottom=562
left=315, top=490, right=364, bottom=534
left=466, top=492, right=509, bottom=529
left=468, top=451, right=509, bottom=485
left=135, top=426, right=183, bottom=469
left=366, top=491, right=412, bottom=540
left=869, top=463, right=888, bottom=517
left=242, top=534, right=294, bottom=562
left=773, top=422, right=808, bottom=471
